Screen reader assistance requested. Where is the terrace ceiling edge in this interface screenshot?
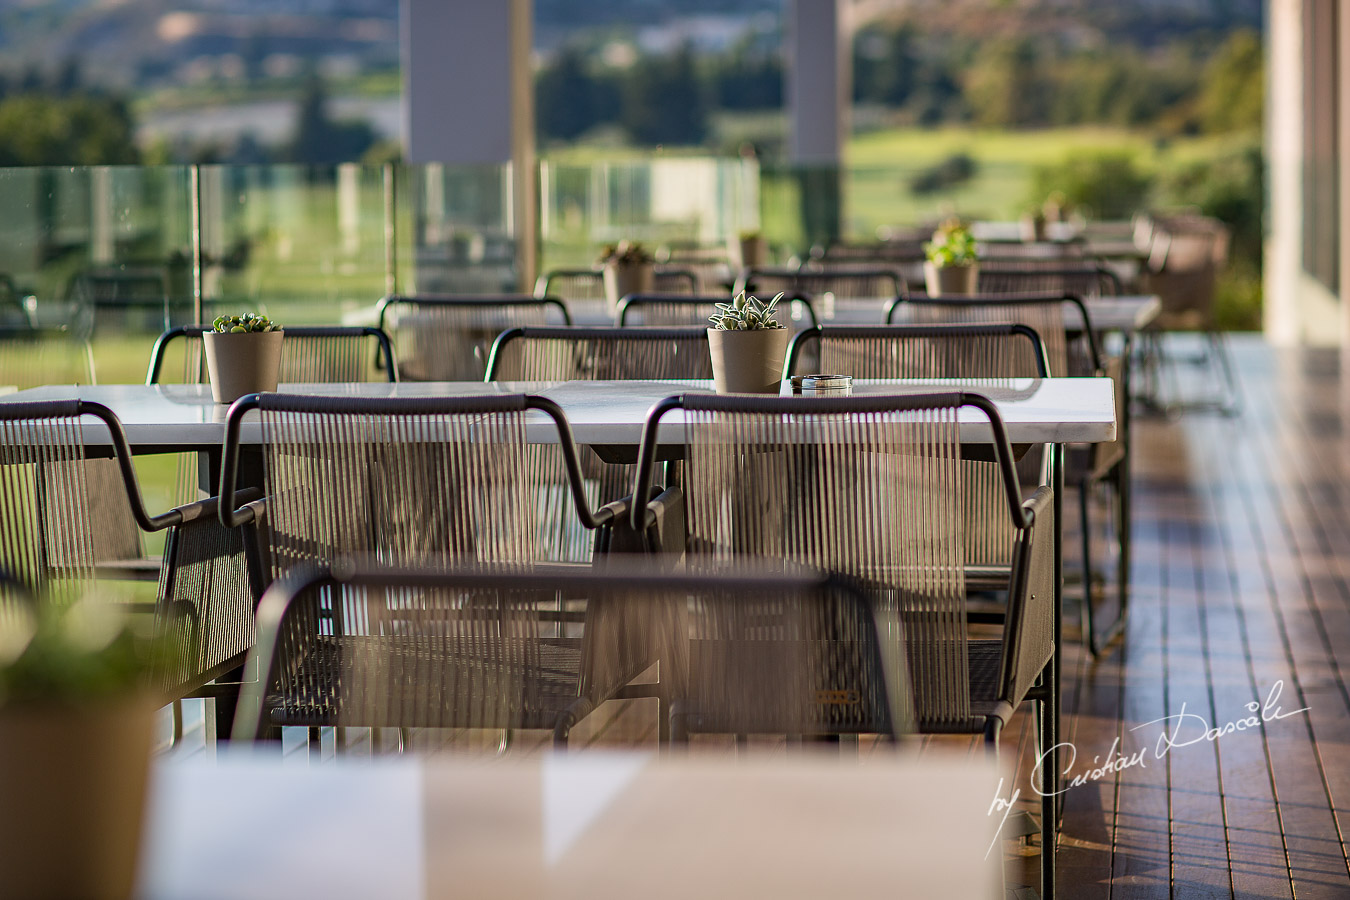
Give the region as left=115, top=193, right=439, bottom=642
left=400, top=0, right=537, bottom=292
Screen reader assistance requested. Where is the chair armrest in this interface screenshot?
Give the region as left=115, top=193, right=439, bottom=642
left=594, top=487, right=686, bottom=558
left=998, top=486, right=1055, bottom=709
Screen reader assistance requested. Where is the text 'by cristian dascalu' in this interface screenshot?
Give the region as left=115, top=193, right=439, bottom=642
left=984, top=680, right=1309, bottom=859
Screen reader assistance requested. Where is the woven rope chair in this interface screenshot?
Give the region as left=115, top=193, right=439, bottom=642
left=1138, top=216, right=1240, bottom=415
left=656, top=243, right=735, bottom=292
left=616, top=292, right=819, bottom=328
left=735, top=265, right=909, bottom=304
left=233, top=560, right=913, bottom=749
left=376, top=295, right=570, bottom=382
left=133, top=325, right=401, bottom=586
left=485, top=326, right=713, bottom=382
left=215, top=395, right=631, bottom=744
left=630, top=392, right=1053, bottom=741
left=628, top=390, right=1055, bottom=890
left=885, top=294, right=1127, bottom=656
left=485, top=324, right=715, bottom=514
left=218, top=393, right=622, bottom=581
left=785, top=323, right=1051, bottom=592
left=978, top=263, right=1123, bottom=298
left=0, top=329, right=158, bottom=586
left=533, top=268, right=700, bottom=303
left=0, top=400, right=255, bottom=703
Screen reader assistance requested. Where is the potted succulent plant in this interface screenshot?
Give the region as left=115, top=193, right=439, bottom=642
left=202, top=312, right=284, bottom=404
left=0, top=589, right=162, bottom=900
left=706, top=290, right=790, bottom=394
left=598, top=241, right=655, bottom=311
left=735, top=229, right=768, bottom=268
left=923, top=220, right=979, bottom=296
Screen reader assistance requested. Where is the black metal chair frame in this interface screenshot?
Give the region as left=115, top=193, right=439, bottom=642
left=145, top=325, right=399, bottom=385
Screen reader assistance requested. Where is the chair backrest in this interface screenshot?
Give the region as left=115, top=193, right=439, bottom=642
left=784, top=324, right=1050, bottom=571
left=485, top=326, right=713, bottom=381
left=658, top=244, right=734, bottom=291
left=235, top=559, right=914, bottom=742
left=220, top=393, right=609, bottom=574
left=615, top=293, right=722, bottom=327
left=618, top=292, right=819, bottom=329
left=535, top=268, right=700, bottom=302
left=787, top=323, right=1049, bottom=380
left=886, top=293, right=1101, bottom=377
left=737, top=265, right=908, bottom=302
left=976, top=241, right=1085, bottom=260
left=977, top=264, right=1122, bottom=298
left=0, top=400, right=167, bottom=601
left=376, top=295, right=570, bottom=381
left=145, top=325, right=398, bottom=385
left=811, top=240, right=927, bottom=265
left=1146, top=216, right=1230, bottom=324
left=631, top=392, right=1045, bottom=732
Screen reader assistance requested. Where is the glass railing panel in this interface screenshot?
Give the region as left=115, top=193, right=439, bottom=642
left=397, top=163, right=516, bottom=295
left=539, top=157, right=758, bottom=274
left=198, top=164, right=391, bottom=327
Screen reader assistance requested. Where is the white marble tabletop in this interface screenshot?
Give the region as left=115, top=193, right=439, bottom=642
left=138, top=751, right=1005, bottom=900
left=1, top=377, right=1117, bottom=447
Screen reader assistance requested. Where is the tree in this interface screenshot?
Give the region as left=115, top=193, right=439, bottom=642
left=536, top=45, right=608, bottom=142
left=286, top=74, right=378, bottom=164
left=964, top=38, right=1049, bottom=127
left=0, top=94, right=140, bottom=166
left=621, top=43, right=709, bottom=147
left=1198, top=29, right=1263, bottom=134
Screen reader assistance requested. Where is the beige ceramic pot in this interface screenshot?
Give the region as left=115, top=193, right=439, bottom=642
left=923, top=261, right=979, bottom=297
left=707, top=327, right=790, bottom=394
left=602, top=261, right=655, bottom=311
left=202, top=329, right=284, bottom=403
left=0, top=698, right=155, bottom=900
left=1019, top=214, right=1048, bottom=242
left=737, top=235, right=768, bottom=268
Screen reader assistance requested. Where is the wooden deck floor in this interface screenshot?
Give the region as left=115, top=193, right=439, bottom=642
left=1041, top=337, right=1350, bottom=899
left=169, top=336, right=1350, bottom=898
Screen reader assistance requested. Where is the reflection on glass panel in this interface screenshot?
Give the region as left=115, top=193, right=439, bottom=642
left=198, top=164, right=389, bottom=326
left=0, top=166, right=193, bottom=386
left=539, top=158, right=757, bottom=271
left=399, top=163, right=515, bottom=295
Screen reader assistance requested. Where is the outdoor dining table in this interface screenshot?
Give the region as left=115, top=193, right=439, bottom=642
left=0, top=377, right=1116, bottom=456
left=138, top=750, right=1006, bottom=899
left=2, top=375, right=1115, bottom=808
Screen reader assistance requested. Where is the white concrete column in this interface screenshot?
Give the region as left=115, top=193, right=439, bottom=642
left=400, top=0, right=536, bottom=288
left=1265, top=0, right=1304, bottom=345
left=1340, top=4, right=1350, bottom=352
left=786, top=0, right=848, bottom=165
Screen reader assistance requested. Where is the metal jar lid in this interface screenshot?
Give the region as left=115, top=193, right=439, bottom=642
left=790, top=374, right=853, bottom=394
